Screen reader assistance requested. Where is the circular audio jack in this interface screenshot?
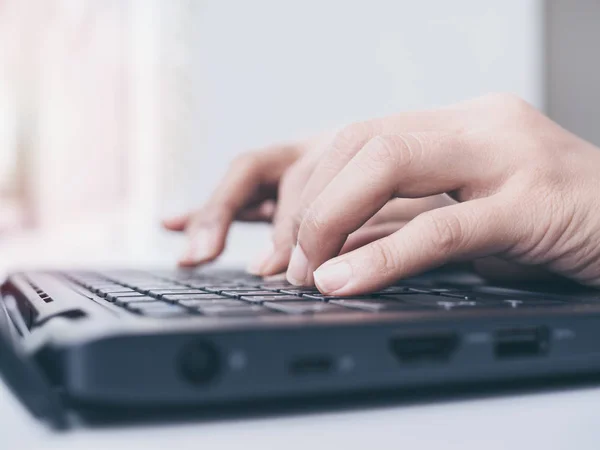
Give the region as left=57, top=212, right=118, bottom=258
left=178, top=341, right=220, bottom=385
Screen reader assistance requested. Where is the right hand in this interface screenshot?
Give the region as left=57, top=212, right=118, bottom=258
left=163, top=133, right=450, bottom=274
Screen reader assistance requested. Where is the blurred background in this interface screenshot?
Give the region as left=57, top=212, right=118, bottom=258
left=0, top=0, right=598, bottom=274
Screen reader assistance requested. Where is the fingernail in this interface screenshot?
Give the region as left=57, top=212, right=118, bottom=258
left=183, top=228, right=216, bottom=263
left=313, top=261, right=352, bottom=294
left=247, top=244, right=275, bottom=275
left=286, top=245, right=309, bottom=286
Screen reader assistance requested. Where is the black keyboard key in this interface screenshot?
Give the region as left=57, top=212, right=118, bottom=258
left=203, top=286, right=251, bottom=293
left=115, top=296, right=159, bottom=306
left=279, top=288, right=320, bottom=295
left=329, top=299, right=432, bottom=312
left=198, top=305, right=276, bottom=317
left=222, top=290, right=285, bottom=298
left=161, top=293, right=228, bottom=302
left=437, top=291, right=478, bottom=300
left=178, top=299, right=244, bottom=308
left=149, top=289, right=207, bottom=298
left=135, top=285, right=186, bottom=294
left=96, top=287, right=137, bottom=296
left=105, top=292, right=146, bottom=302
left=258, top=282, right=294, bottom=290
left=263, top=301, right=351, bottom=315
left=131, top=303, right=189, bottom=317
left=240, top=295, right=302, bottom=303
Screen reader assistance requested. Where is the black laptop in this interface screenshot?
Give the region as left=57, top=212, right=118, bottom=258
left=2, top=266, right=600, bottom=429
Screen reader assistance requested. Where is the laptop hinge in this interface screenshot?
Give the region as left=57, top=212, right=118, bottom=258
left=0, top=284, right=69, bottom=430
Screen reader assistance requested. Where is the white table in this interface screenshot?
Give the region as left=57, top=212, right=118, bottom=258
left=2, top=375, right=600, bottom=450
left=2, top=228, right=600, bottom=449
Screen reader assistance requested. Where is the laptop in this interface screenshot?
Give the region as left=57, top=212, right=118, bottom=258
left=2, top=266, right=600, bottom=429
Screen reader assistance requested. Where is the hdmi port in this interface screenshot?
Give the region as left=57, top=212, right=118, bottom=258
left=390, top=332, right=459, bottom=364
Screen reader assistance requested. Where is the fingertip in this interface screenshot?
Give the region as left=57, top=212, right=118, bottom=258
left=179, top=226, right=223, bottom=266
left=162, top=215, right=189, bottom=231
left=313, top=260, right=352, bottom=295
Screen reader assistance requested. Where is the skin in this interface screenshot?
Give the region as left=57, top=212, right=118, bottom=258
left=164, top=93, right=600, bottom=295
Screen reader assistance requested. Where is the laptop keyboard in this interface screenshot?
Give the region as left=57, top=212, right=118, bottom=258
left=63, top=270, right=579, bottom=319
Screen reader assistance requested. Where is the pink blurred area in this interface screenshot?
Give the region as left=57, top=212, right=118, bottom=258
left=1, top=0, right=128, bottom=230
left=0, top=1, right=182, bottom=272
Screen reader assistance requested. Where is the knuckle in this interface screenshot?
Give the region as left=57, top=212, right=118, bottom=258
left=356, top=135, right=399, bottom=176
left=299, top=200, right=328, bottom=236
left=368, top=239, right=399, bottom=275
left=329, top=122, right=374, bottom=158
left=420, top=211, right=465, bottom=255
left=479, top=92, right=535, bottom=122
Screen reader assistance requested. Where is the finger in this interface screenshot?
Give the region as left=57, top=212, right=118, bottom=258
left=162, top=213, right=191, bottom=231
left=341, top=221, right=407, bottom=254
left=313, top=196, right=519, bottom=295
left=247, top=156, right=317, bottom=276
left=180, top=147, right=298, bottom=266
left=363, top=195, right=455, bottom=227
left=288, top=132, right=503, bottom=285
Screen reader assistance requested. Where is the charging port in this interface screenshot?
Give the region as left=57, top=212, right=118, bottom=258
left=289, top=356, right=334, bottom=375
left=390, top=332, right=459, bottom=364
left=494, top=326, right=549, bottom=359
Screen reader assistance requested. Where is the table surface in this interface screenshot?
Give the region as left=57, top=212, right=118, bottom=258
left=2, top=377, right=600, bottom=450
left=2, top=228, right=600, bottom=449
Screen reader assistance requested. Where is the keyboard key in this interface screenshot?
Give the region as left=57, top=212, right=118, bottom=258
left=263, top=301, right=351, bottom=315
left=199, top=305, right=276, bottom=317
left=178, top=299, right=245, bottom=308
left=203, top=286, right=251, bottom=293
left=131, top=303, right=189, bottom=317
left=279, top=288, right=320, bottom=295
left=135, top=285, right=186, bottom=294
left=115, top=296, right=159, bottom=306
left=437, top=291, right=478, bottom=300
left=221, top=290, right=279, bottom=298
left=329, top=299, right=432, bottom=312
left=240, top=295, right=302, bottom=303
left=161, top=293, right=228, bottom=302
left=149, top=289, right=207, bottom=298
left=96, top=288, right=137, bottom=296
left=105, top=292, right=146, bottom=302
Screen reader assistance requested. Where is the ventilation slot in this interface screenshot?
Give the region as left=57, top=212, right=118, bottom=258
left=26, top=279, right=54, bottom=303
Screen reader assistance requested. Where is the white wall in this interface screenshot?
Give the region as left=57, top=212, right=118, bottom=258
left=1, top=0, right=545, bottom=269
left=158, top=0, right=544, bottom=264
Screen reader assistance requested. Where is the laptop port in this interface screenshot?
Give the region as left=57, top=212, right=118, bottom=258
left=289, top=355, right=334, bottom=375
left=389, top=332, right=459, bottom=364
left=178, top=341, right=220, bottom=385
left=494, top=326, right=549, bottom=359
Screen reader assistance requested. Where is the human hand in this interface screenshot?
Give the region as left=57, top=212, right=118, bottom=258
left=285, top=93, right=600, bottom=294
left=163, top=135, right=450, bottom=272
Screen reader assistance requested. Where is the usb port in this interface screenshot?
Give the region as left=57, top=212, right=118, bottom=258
left=494, top=326, right=549, bottom=359
left=389, top=332, right=459, bottom=364
left=289, top=356, right=334, bottom=375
